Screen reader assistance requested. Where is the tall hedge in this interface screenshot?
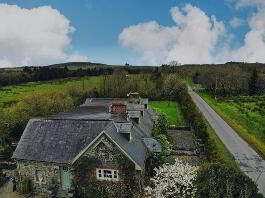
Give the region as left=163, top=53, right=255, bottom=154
left=177, top=86, right=216, bottom=161
left=194, top=163, right=264, bottom=198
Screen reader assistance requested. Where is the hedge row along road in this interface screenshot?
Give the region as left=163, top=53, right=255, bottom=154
left=187, top=86, right=265, bottom=195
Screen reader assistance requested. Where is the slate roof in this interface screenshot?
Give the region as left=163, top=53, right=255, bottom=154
left=143, top=138, right=161, bottom=153
left=82, top=98, right=128, bottom=107
left=13, top=97, right=159, bottom=170
left=49, top=106, right=128, bottom=123
left=12, top=119, right=112, bottom=164
left=104, top=123, right=149, bottom=169
left=134, top=109, right=154, bottom=137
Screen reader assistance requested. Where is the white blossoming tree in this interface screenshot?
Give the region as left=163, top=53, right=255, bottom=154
left=146, top=159, right=197, bottom=198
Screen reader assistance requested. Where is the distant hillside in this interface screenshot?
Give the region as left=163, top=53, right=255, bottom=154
left=48, top=61, right=107, bottom=68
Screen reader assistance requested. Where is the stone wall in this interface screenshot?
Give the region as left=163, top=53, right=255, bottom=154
left=17, top=161, right=61, bottom=194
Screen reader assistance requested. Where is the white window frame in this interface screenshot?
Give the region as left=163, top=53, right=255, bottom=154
left=96, top=168, right=119, bottom=181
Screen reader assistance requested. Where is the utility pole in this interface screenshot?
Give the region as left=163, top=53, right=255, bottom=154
left=215, top=75, right=218, bottom=100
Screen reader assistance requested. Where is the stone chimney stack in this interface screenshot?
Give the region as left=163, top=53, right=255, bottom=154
left=110, top=101, right=127, bottom=114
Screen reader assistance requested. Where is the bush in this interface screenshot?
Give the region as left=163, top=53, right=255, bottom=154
left=194, top=163, right=263, bottom=198
left=146, top=159, right=197, bottom=198
left=19, top=178, right=32, bottom=194
left=146, top=135, right=172, bottom=176
left=0, top=170, right=6, bottom=187
left=152, top=113, right=169, bottom=136
left=0, top=145, right=12, bottom=159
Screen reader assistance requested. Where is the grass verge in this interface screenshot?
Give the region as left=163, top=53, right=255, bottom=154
left=206, top=121, right=237, bottom=167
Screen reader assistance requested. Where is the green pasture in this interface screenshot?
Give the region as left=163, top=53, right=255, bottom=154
left=0, top=76, right=102, bottom=107
left=149, top=101, right=186, bottom=126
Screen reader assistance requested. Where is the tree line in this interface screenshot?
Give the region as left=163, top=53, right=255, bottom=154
left=162, top=63, right=265, bottom=96
left=0, top=65, right=154, bottom=87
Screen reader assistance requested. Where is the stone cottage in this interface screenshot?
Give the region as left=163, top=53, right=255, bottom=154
left=12, top=94, right=160, bottom=198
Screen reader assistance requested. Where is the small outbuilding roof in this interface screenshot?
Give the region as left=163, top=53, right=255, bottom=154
left=143, top=138, right=161, bottom=153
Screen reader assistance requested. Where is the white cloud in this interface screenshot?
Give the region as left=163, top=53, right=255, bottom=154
left=119, top=4, right=225, bottom=65
left=227, top=8, right=265, bottom=62
left=229, top=17, right=245, bottom=28
left=220, top=0, right=265, bottom=63
left=66, top=53, right=89, bottom=62
left=0, top=4, right=74, bottom=68
left=235, top=0, right=265, bottom=9
left=120, top=3, right=265, bottom=65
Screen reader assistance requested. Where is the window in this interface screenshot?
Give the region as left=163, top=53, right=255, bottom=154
left=96, top=168, right=119, bottom=181
left=63, top=166, right=69, bottom=171
left=35, top=170, right=46, bottom=184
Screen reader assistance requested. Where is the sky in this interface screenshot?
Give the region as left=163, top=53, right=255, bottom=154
left=0, top=0, right=264, bottom=67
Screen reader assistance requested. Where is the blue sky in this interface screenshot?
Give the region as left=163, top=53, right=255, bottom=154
left=0, top=0, right=264, bottom=67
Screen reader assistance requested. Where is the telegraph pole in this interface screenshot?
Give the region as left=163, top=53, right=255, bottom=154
left=215, top=75, right=217, bottom=100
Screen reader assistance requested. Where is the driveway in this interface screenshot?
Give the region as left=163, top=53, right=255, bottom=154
left=188, top=86, right=265, bottom=195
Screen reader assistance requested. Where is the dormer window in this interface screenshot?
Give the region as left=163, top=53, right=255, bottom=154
left=131, top=117, right=139, bottom=124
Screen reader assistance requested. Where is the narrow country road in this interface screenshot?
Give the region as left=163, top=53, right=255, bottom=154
left=188, top=86, right=265, bottom=195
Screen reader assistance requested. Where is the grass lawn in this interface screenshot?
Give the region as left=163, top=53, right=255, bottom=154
left=0, top=76, right=102, bottom=108
left=197, top=90, right=265, bottom=158
left=149, top=101, right=186, bottom=126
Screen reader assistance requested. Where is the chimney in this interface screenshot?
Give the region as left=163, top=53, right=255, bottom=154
left=110, top=101, right=127, bottom=114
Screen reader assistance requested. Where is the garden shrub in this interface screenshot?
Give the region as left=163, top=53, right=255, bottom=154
left=194, top=163, right=264, bottom=198
left=146, top=135, right=172, bottom=176
left=19, top=177, right=32, bottom=194
left=0, top=145, right=12, bottom=159
left=152, top=113, right=169, bottom=137
left=0, top=170, right=6, bottom=187
left=146, top=158, right=197, bottom=198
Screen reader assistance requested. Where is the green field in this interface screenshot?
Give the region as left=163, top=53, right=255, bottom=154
left=0, top=76, right=102, bottom=107
left=149, top=101, right=186, bottom=126
left=198, top=90, right=265, bottom=158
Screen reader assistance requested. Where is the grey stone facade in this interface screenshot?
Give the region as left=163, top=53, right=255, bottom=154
left=16, top=134, right=143, bottom=197
left=17, top=161, right=61, bottom=195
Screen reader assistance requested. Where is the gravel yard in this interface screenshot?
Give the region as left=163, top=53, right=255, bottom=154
left=167, top=129, right=197, bottom=151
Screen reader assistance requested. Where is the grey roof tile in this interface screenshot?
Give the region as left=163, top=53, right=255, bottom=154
left=12, top=119, right=111, bottom=164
